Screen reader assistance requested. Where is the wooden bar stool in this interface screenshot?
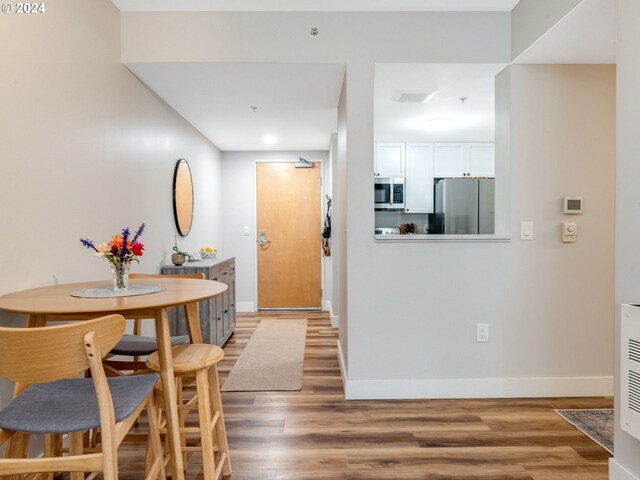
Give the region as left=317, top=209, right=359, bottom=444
left=103, top=272, right=206, bottom=377
left=146, top=343, right=231, bottom=479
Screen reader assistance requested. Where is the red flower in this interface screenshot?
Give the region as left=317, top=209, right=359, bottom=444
left=131, top=242, right=144, bottom=256
left=109, top=244, right=119, bottom=256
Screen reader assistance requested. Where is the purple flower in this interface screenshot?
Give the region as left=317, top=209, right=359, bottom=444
left=132, top=223, right=145, bottom=243
left=120, top=227, right=130, bottom=261
left=80, top=238, right=98, bottom=252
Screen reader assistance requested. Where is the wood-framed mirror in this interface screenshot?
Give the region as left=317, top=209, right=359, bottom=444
left=173, top=159, right=194, bottom=237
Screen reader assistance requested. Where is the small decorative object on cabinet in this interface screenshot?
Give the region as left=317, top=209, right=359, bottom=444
left=162, top=257, right=236, bottom=346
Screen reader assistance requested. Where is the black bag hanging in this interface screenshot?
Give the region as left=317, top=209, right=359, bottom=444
left=322, top=197, right=331, bottom=256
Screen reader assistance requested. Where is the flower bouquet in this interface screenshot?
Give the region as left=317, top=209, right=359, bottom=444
left=81, top=223, right=145, bottom=291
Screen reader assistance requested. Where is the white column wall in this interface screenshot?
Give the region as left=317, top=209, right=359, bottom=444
left=612, top=0, right=640, bottom=477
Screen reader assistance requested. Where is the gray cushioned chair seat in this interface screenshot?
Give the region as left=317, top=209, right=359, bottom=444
left=110, top=334, right=190, bottom=356
left=0, top=374, right=158, bottom=434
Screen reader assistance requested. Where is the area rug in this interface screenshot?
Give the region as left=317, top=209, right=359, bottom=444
left=555, top=409, right=614, bottom=454
left=221, top=319, right=307, bottom=392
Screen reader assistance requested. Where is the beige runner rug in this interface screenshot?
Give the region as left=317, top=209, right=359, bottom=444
left=221, top=319, right=307, bottom=391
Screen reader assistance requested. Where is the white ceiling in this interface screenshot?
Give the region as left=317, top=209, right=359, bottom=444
left=118, top=0, right=615, bottom=152
left=128, top=62, right=345, bottom=151
left=375, top=64, right=507, bottom=143
left=112, top=0, right=520, bottom=12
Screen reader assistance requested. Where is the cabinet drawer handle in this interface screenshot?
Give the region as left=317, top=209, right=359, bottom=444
left=223, top=272, right=228, bottom=275
left=224, top=309, right=228, bottom=314
left=213, top=277, right=218, bottom=280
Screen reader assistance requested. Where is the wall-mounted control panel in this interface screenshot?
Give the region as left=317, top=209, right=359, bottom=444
left=562, top=222, right=577, bottom=243
left=563, top=196, right=583, bottom=214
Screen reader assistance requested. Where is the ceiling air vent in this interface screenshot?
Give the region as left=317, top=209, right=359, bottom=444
left=392, top=89, right=437, bottom=103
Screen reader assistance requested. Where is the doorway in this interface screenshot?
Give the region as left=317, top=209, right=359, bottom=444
left=256, top=162, right=322, bottom=309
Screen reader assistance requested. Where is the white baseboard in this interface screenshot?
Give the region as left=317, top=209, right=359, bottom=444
left=337, top=339, right=347, bottom=388
left=342, top=375, right=613, bottom=400
left=322, top=300, right=339, bottom=328
left=336, top=341, right=612, bottom=400
left=610, top=459, right=640, bottom=480
left=236, top=302, right=255, bottom=313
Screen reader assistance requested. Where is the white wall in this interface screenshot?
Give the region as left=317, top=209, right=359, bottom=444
left=121, top=11, right=615, bottom=398
left=0, top=0, right=223, bottom=408
left=345, top=64, right=615, bottom=398
left=511, top=0, right=584, bottom=59
left=336, top=80, right=348, bottom=359
left=612, top=0, right=640, bottom=477
left=220, top=150, right=329, bottom=312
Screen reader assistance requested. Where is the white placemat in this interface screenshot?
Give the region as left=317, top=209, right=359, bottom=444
left=70, top=284, right=166, bottom=298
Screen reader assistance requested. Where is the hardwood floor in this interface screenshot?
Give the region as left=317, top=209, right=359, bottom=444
left=117, top=311, right=612, bottom=479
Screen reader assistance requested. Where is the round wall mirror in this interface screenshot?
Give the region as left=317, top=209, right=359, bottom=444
left=173, top=159, right=194, bottom=237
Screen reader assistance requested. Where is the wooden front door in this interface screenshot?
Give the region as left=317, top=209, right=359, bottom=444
left=256, top=162, right=321, bottom=309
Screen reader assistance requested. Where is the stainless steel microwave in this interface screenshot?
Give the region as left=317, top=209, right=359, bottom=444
left=374, top=177, right=404, bottom=209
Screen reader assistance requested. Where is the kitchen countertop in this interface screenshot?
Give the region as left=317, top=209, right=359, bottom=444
left=374, top=234, right=511, bottom=243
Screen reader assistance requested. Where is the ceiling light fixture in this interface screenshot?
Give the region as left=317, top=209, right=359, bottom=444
left=262, top=135, right=278, bottom=144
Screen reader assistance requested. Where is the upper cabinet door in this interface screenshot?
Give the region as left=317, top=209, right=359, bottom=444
left=375, top=143, right=405, bottom=177
left=405, top=143, right=434, bottom=214
left=433, top=143, right=466, bottom=177
left=467, top=143, right=495, bottom=177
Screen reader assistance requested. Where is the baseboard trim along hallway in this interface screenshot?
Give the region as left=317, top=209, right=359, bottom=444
left=337, top=359, right=612, bottom=400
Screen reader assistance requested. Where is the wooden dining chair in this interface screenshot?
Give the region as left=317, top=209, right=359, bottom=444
left=103, top=272, right=206, bottom=376
left=0, top=315, right=165, bottom=480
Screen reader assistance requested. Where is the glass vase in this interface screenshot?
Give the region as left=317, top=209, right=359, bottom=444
left=110, top=261, right=131, bottom=291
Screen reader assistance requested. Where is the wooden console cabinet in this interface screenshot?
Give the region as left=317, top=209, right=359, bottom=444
left=162, top=257, right=236, bottom=346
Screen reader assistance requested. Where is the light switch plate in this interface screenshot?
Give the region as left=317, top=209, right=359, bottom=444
left=521, top=221, right=533, bottom=240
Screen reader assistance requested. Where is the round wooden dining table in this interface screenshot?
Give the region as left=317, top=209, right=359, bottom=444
left=0, top=276, right=228, bottom=480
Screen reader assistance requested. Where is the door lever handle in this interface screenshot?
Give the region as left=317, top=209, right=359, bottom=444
left=259, top=229, right=271, bottom=247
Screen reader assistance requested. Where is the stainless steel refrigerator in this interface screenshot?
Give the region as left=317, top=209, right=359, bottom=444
left=432, top=178, right=495, bottom=234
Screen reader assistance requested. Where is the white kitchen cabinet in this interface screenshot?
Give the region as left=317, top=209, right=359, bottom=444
left=404, top=143, right=434, bottom=213
left=434, top=143, right=466, bottom=177
left=467, top=143, right=495, bottom=177
left=375, top=143, right=405, bottom=177
left=434, top=143, right=494, bottom=178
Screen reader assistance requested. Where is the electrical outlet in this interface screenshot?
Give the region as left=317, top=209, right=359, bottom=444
left=477, top=323, right=489, bottom=342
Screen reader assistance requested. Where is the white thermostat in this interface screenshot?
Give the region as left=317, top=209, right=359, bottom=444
left=563, top=196, right=583, bottom=214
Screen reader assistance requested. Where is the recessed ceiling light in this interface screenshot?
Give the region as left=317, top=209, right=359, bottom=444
left=262, top=135, right=278, bottom=144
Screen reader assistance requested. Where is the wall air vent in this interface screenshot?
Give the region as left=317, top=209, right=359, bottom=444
left=621, top=304, right=640, bottom=440
left=392, top=89, right=437, bottom=103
